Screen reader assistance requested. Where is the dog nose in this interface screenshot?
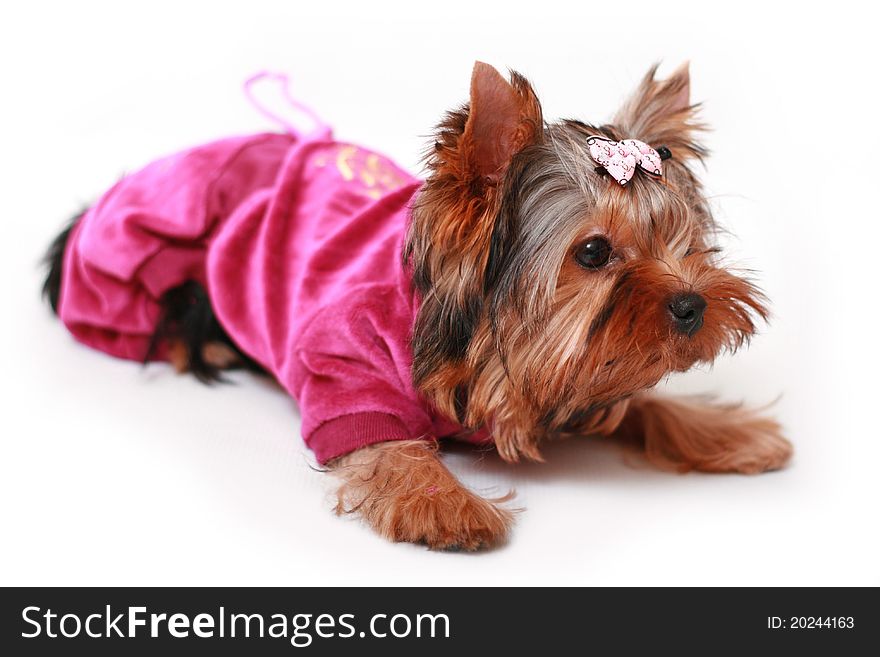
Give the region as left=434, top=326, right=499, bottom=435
left=668, top=293, right=707, bottom=336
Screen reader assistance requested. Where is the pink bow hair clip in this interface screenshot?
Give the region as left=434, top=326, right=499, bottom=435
left=586, top=136, right=669, bottom=186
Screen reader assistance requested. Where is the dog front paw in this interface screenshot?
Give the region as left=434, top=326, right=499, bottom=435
left=621, top=395, right=794, bottom=474
left=698, top=416, right=793, bottom=474
left=332, top=440, right=514, bottom=550
left=384, top=483, right=513, bottom=551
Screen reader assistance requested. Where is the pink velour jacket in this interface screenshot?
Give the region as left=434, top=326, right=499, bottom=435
left=59, top=124, right=489, bottom=463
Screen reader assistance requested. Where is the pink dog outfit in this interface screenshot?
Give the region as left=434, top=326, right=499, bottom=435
left=58, top=75, right=487, bottom=463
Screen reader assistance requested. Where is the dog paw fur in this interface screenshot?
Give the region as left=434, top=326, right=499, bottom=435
left=618, top=394, right=793, bottom=474
left=331, top=440, right=513, bottom=550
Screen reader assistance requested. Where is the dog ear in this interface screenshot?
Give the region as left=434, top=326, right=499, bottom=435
left=614, top=62, right=706, bottom=161
left=408, top=61, right=543, bottom=294
left=405, top=64, right=542, bottom=406
left=462, top=62, right=544, bottom=181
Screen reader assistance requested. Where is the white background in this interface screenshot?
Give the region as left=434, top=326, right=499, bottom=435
left=1, top=1, right=877, bottom=586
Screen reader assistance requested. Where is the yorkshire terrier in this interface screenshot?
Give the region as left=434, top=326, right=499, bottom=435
left=43, top=62, right=792, bottom=550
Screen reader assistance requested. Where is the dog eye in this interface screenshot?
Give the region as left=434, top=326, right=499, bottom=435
left=575, top=237, right=613, bottom=269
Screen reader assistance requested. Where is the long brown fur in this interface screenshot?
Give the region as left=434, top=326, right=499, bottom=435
left=326, top=62, right=792, bottom=549
left=404, top=62, right=779, bottom=464
left=615, top=394, right=793, bottom=474
left=119, top=62, right=791, bottom=550
left=331, top=61, right=789, bottom=549
left=406, top=63, right=544, bottom=415
left=330, top=440, right=514, bottom=550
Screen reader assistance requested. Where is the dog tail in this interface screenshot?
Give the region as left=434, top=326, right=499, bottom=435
left=41, top=211, right=85, bottom=315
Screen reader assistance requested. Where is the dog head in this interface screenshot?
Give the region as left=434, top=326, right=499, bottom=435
left=406, top=62, right=767, bottom=461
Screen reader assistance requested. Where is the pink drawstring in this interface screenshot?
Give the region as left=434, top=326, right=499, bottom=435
left=243, top=71, right=331, bottom=139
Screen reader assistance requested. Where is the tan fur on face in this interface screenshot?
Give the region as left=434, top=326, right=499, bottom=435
left=330, top=441, right=514, bottom=550
left=407, top=63, right=775, bottom=466
left=325, top=63, right=789, bottom=549
left=419, top=155, right=766, bottom=463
